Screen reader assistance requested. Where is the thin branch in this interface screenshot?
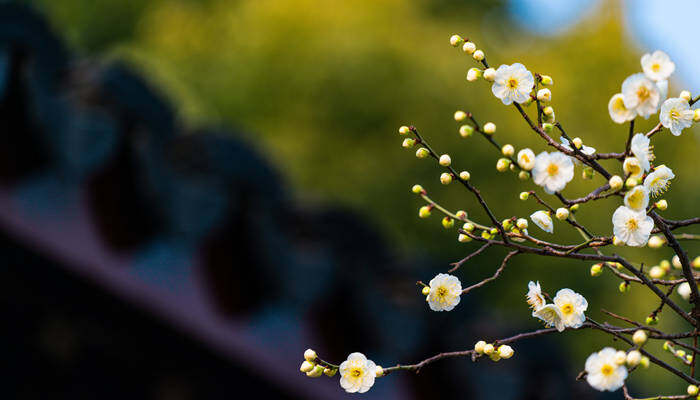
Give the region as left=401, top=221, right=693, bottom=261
left=461, top=251, right=519, bottom=294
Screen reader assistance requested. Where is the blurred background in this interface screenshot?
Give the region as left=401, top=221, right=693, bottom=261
left=1, top=0, right=699, bottom=398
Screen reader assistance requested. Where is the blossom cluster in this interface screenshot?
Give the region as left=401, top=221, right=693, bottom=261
left=527, top=282, right=587, bottom=332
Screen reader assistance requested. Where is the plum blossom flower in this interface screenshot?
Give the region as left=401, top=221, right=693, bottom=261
left=530, top=210, right=553, bottom=233
left=339, top=352, right=377, bottom=393
left=621, top=73, right=661, bottom=119
left=533, top=304, right=566, bottom=332
left=517, top=148, right=536, bottom=170
left=630, top=133, right=654, bottom=172
left=608, top=93, right=635, bottom=124
left=553, top=288, right=588, bottom=329
left=641, top=50, right=675, bottom=82
left=612, top=206, right=654, bottom=247
left=532, top=151, right=574, bottom=194
left=526, top=281, right=546, bottom=311
left=491, top=63, right=535, bottom=105
left=643, top=165, right=675, bottom=197
left=623, top=157, right=644, bottom=179
left=585, top=347, right=628, bottom=392
left=660, top=98, right=694, bottom=136
left=623, top=185, right=649, bottom=211
left=426, top=273, right=462, bottom=311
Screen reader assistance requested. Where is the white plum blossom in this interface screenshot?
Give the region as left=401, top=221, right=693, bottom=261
left=491, top=63, right=535, bottom=105
left=532, top=151, right=574, bottom=194
left=553, top=288, right=588, bottom=329
left=426, top=273, right=462, bottom=311
left=530, top=210, right=554, bottom=233
left=678, top=282, right=692, bottom=301
left=660, top=98, right=694, bottom=136
left=526, top=281, right=546, bottom=311
left=585, top=348, right=628, bottom=392
left=623, top=157, right=644, bottom=179
left=612, top=206, right=654, bottom=247
left=621, top=73, right=661, bottom=119
left=644, top=165, right=675, bottom=197
left=339, top=352, right=377, bottom=393
left=517, top=148, right=536, bottom=170
left=608, top=93, right=636, bottom=124
left=630, top=133, right=654, bottom=172
left=623, top=185, right=649, bottom=211
left=533, top=304, right=566, bottom=332
left=641, top=50, right=675, bottom=82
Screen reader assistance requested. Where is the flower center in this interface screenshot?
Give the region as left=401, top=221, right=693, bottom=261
left=626, top=218, right=638, bottom=231
left=547, top=163, right=559, bottom=176
left=669, top=109, right=680, bottom=120
left=561, top=303, right=573, bottom=315
left=614, top=97, right=627, bottom=111
left=507, top=77, right=519, bottom=89
left=521, top=155, right=530, bottom=163
left=637, top=85, right=650, bottom=101
left=437, top=287, right=448, bottom=297
left=651, top=63, right=660, bottom=72
left=601, top=364, right=614, bottom=376
left=350, top=367, right=363, bottom=378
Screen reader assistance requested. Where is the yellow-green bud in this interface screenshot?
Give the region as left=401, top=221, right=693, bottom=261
left=489, top=227, right=498, bottom=235
left=571, top=137, right=583, bottom=149
left=692, top=256, right=700, bottom=269
left=455, top=210, right=468, bottom=219
left=458, top=233, right=472, bottom=243
left=640, top=356, right=649, bottom=368
left=398, top=125, right=410, bottom=135
left=518, top=170, right=530, bottom=180
left=459, top=125, right=474, bottom=138
left=416, top=147, right=429, bottom=158
left=625, top=177, right=638, bottom=189
left=462, top=41, right=476, bottom=54
left=677, top=350, right=686, bottom=358
left=695, top=109, right=700, bottom=122
left=516, top=218, right=528, bottom=230
left=304, top=349, right=317, bottom=361
left=590, top=263, right=603, bottom=277
left=632, top=329, right=647, bottom=345
left=647, top=235, right=663, bottom=248
left=440, top=172, right=452, bottom=185
left=442, top=217, right=454, bottom=229
left=660, top=260, right=671, bottom=270
left=582, top=167, right=594, bottom=180
left=421, top=286, right=430, bottom=295
left=663, top=341, right=671, bottom=351
left=540, top=75, right=553, bottom=86
left=501, top=144, right=515, bottom=157
left=502, top=219, right=513, bottom=230
left=467, top=67, right=483, bottom=82
left=300, top=360, right=315, bottom=372
left=555, top=208, right=569, bottom=220
left=649, top=265, right=665, bottom=279
left=619, top=281, right=630, bottom=293
left=324, top=368, right=337, bottom=377
left=655, top=199, right=668, bottom=210
left=306, top=365, right=324, bottom=378
left=459, top=171, right=471, bottom=181
left=483, top=343, right=494, bottom=355
left=680, top=90, right=692, bottom=102
left=673, top=255, right=682, bottom=269
left=688, top=385, right=699, bottom=396
left=463, top=222, right=475, bottom=232
left=646, top=315, right=658, bottom=325
left=483, top=122, right=496, bottom=134
left=454, top=111, right=467, bottom=121
left=419, top=206, right=432, bottom=218
left=374, top=366, right=384, bottom=378
left=402, top=138, right=416, bottom=148
left=609, top=175, right=623, bottom=191
left=411, top=184, right=424, bottom=194
left=473, top=49, right=484, bottom=61
left=449, top=34, right=463, bottom=47
left=481, top=230, right=492, bottom=240
left=496, top=158, right=510, bottom=172
left=542, top=122, right=554, bottom=133
left=570, top=204, right=580, bottom=212
left=543, top=106, right=554, bottom=116
left=439, top=154, right=452, bottom=166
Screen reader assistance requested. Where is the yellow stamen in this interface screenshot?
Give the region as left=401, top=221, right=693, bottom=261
left=547, top=163, right=559, bottom=176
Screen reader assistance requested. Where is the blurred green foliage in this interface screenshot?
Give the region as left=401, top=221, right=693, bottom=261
left=28, top=0, right=700, bottom=394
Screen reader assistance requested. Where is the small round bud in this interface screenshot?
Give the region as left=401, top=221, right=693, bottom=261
left=501, top=144, right=515, bottom=157
left=693, top=256, right=700, bottom=269
left=489, top=353, right=501, bottom=362
left=590, top=263, right=603, bottom=277
left=680, top=90, right=692, bottom=102
left=439, top=154, right=452, bottom=166
left=688, top=385, right=699, bottom=396
left=571, top=137, right=583, bottom=149
left=655, top=199, right=668, bottom=210
left=483, top=122, right=496, bottom=134
left=519, top=192, right=529, bottom=201
left=648, top=235, right=664, bottom=248
left=483, top=67, right=496, bottom=81
left=463, top=222, right=475, bottom=232
left=672, top=255, right=682, bottom=269
left=518, top=170, right=530, bottom=180
left=677, top=350, right=687, bottom=358
left=626, top=350, right=642, bottom=367
left=695, top=109, right=700, bottom=122
left=472, top=49, right=484, bottom=61
left=608, top=175, right=623, bottom=191
left=442, top=216, right=454, bottom=229
left=613, top=236, right=624, bottom=246
left=483, top=343, right=494, bottom=355
left=398, top=125, right=410, bottom=135
left=640, top=356, right=650, bottom=368
left=555, top=208, right=569, bottom=221
left=502, top=219, right=513, bottom=230
left=481, top=230, right=492, bottom=240
left=449, top=34, right=463, bottom=47
left=306, top=365, right=324, bottom=378
left=455, top=210, right=468, bottom=219
left=419, top=206, right=432, bottom=218
left=619, top=281, right=630, bottom=293
left=542, top=122, right=554, bottom=133
left=496, top=158, right=510, bottom=172
left=582, top=166, right=594, bottom=180
left=324, top=368, right=337, bottom=377
left=375, top=366, right=384, bottom=378
left=543, top=106, right=554, bottom=116
left=459, top=171, right=471, bottom=181
left=421, top=286, right=430, bottom=295
left=646, top=315, right=658, bottom=325
left=415, top=148, right=429, bottom=159
left=300, top=360, right=315, bottom=372
left=536, top=88, right=551, bottom=102
left=462, top=41, right=476, bottom=54
left=632, top=329, right=647, bottom=345
left=304, top=349, right=317, bottom=361
left=516, top=218, right=528, bottom=230
left=458, top=233, right=472, bottom=243
left=474, top=340, right=487, bottom=354
left=440, top=172, right=452, bottom=185
left=467, top=67, right=482, bottom=82
left=498, top=345, right=514, bottom=359
left=454, top=110, right=467, bottom=121
left=614, top=350, right=627, bottom=365
left=649, top=266, right=665, bottom=279
left=489, top=227, right=498, bottom=235
left=660, top=259, right=671, bottom=270
left=402, top=138, right=416, bottom=148
left=625, top=177, right=638, bottom=189
left=540, top=75, right=553, bottom=86
left=663, top=341, right=671, bottom=351
left=459, top=125, right=474, bottom=138
left=411, top=184, right=424, bottom=194
left=678, top=282, right=692, bottom=300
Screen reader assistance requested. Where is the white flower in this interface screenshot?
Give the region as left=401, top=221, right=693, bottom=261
left=426, top=273, right=462, bottom=311
left=660, top=98, right=694, bottom=136
left=491, top=63, right=535, bottom=105
left=623, top=157, right=644, bottom=179
left=621, top=73, right=661, bottom=119
left=643, top=165, right=675, bottom=197
left=533, top=304, right=566, bottom=332
left=530, top=210, right=554, bottom=233
left=532, top=151, right=574, bottom=194
left=553, top=288, right=588, bottom=329
left=678, top=282, right=692, bottom=301
left=612, top=206, right=654, bottom=247
left=623, top=185, right=649, bottom=211
left=608, top=93, right=636, bottom=124
left=339, top=352, right=377, bottom=393
left=526, top=281, right=546, bottom=311
left=517, top=148, right=536, bottom=170
left=630, top=133, right=654, bottom=172
left=641, top=50, right=675, bottom=82
left=585, top=347, right=628, bottom=392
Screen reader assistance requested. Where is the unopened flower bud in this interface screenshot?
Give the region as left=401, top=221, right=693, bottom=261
left=416, top=147, right=429, bottom=158
left=483, top=343, right=494, bottom=355
left=518, top=171, right=530, bottom=180
left=496, top=158, right=510, bottom=172
left=458, top=233, right=472, bottom=243
left=625, top=177, right=638, bottom=189
left=472, top=49, right=484, bottom=61
left=300, top=360, right=315, bottom=372
left=660, top=259, right=671, bottom=270
left=419, top=206, right=432, bottom=218
left=474, top=340, right=487, bottom=354
left=663, top=341, right=671, bottom=351
left=421, top=286, right=430, bottom=295
left=306, top=365, right=324, bottom=378
left=462, top=41, right=476, bottom=54
left=516, top=218, right=528, bottom=230
left=626, top=350, right=642, bottom=367
left=695, top=109, right=700, bottom=122
left=459, top=125, right=474, bottom=138
left=463, top=222, right=475, bottom=232
left=481, top=230, right=492, bottom=240
left=555, top=208, right=569, bottom=220
left=680, top=90, right=692, bottom=102
left=501, top=144, right=515, bottom=157
left=519, top=192, right=529, bottom=201
left=502, top=219, right=513, bottom=230
left=648, top=235, right=664, bottom=248
left=304, top=349, right=317, bottom=361
left=619, top=281, right=630, bottom=293
left=672, top=255, right=681, bottom=268
left=411, top=184, right=424, bottom=194
left=324, top=368, right=337, bottom=377
left=440, top=172, right=452, bottom=185
left=402, top=138, right=416, bottom=148
left=590, top=263, right=603, bottom=277
left=581, top=167, right=594, bottom=180
left=688, top=385, right=699, bottom=396
left=613, top=236, right=624, bottom=246
left=693, top=256, right=700, bottom=269
left=655, top=199, right=668, bottom=210
left=449, top=34, right=463, bottom=47
left=374, top=366, right=383, bottom=378
left=570, top=204, right=579, bottom=214
left=633, top=330, right=647, bottom=345
left=543, top=106, right=554, bottom=116
left=498, top=345, right=514, bottom=359
left=542, top=122, right=554, bottom=133
left=640, top=356, right=649, bottom=368
left=439, top=154, right=452, bottom=166
left=540, top=75, right=553, bottom=86
left=454, top=110, right=467, bottom=121
left=442, top=217, right=454, bottom=229
left=536, top=88, right=551, bottom=102
left=483, top=67, right=496, bottom=81
left=678, top=282, right=692, bottom=300
left=459, top=171, right=471, bottom=181
left=483, top=122, right=496, bottom=134
left=614, top=350, right=627, bottom=365
left=646, top=315, right=658, bottom=325
left=609, top=175, right=623, bottom=191
left=649, top=266, right=665, bottom=279
left=398, top=125, right=410, bottom=135
left=467, top=67, right=482, bottom=82
left=489, top=352, right=501, bottom=362
left=455, top=210, right=468, bottom=219
left=677, top=350, right=687, bottom=358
